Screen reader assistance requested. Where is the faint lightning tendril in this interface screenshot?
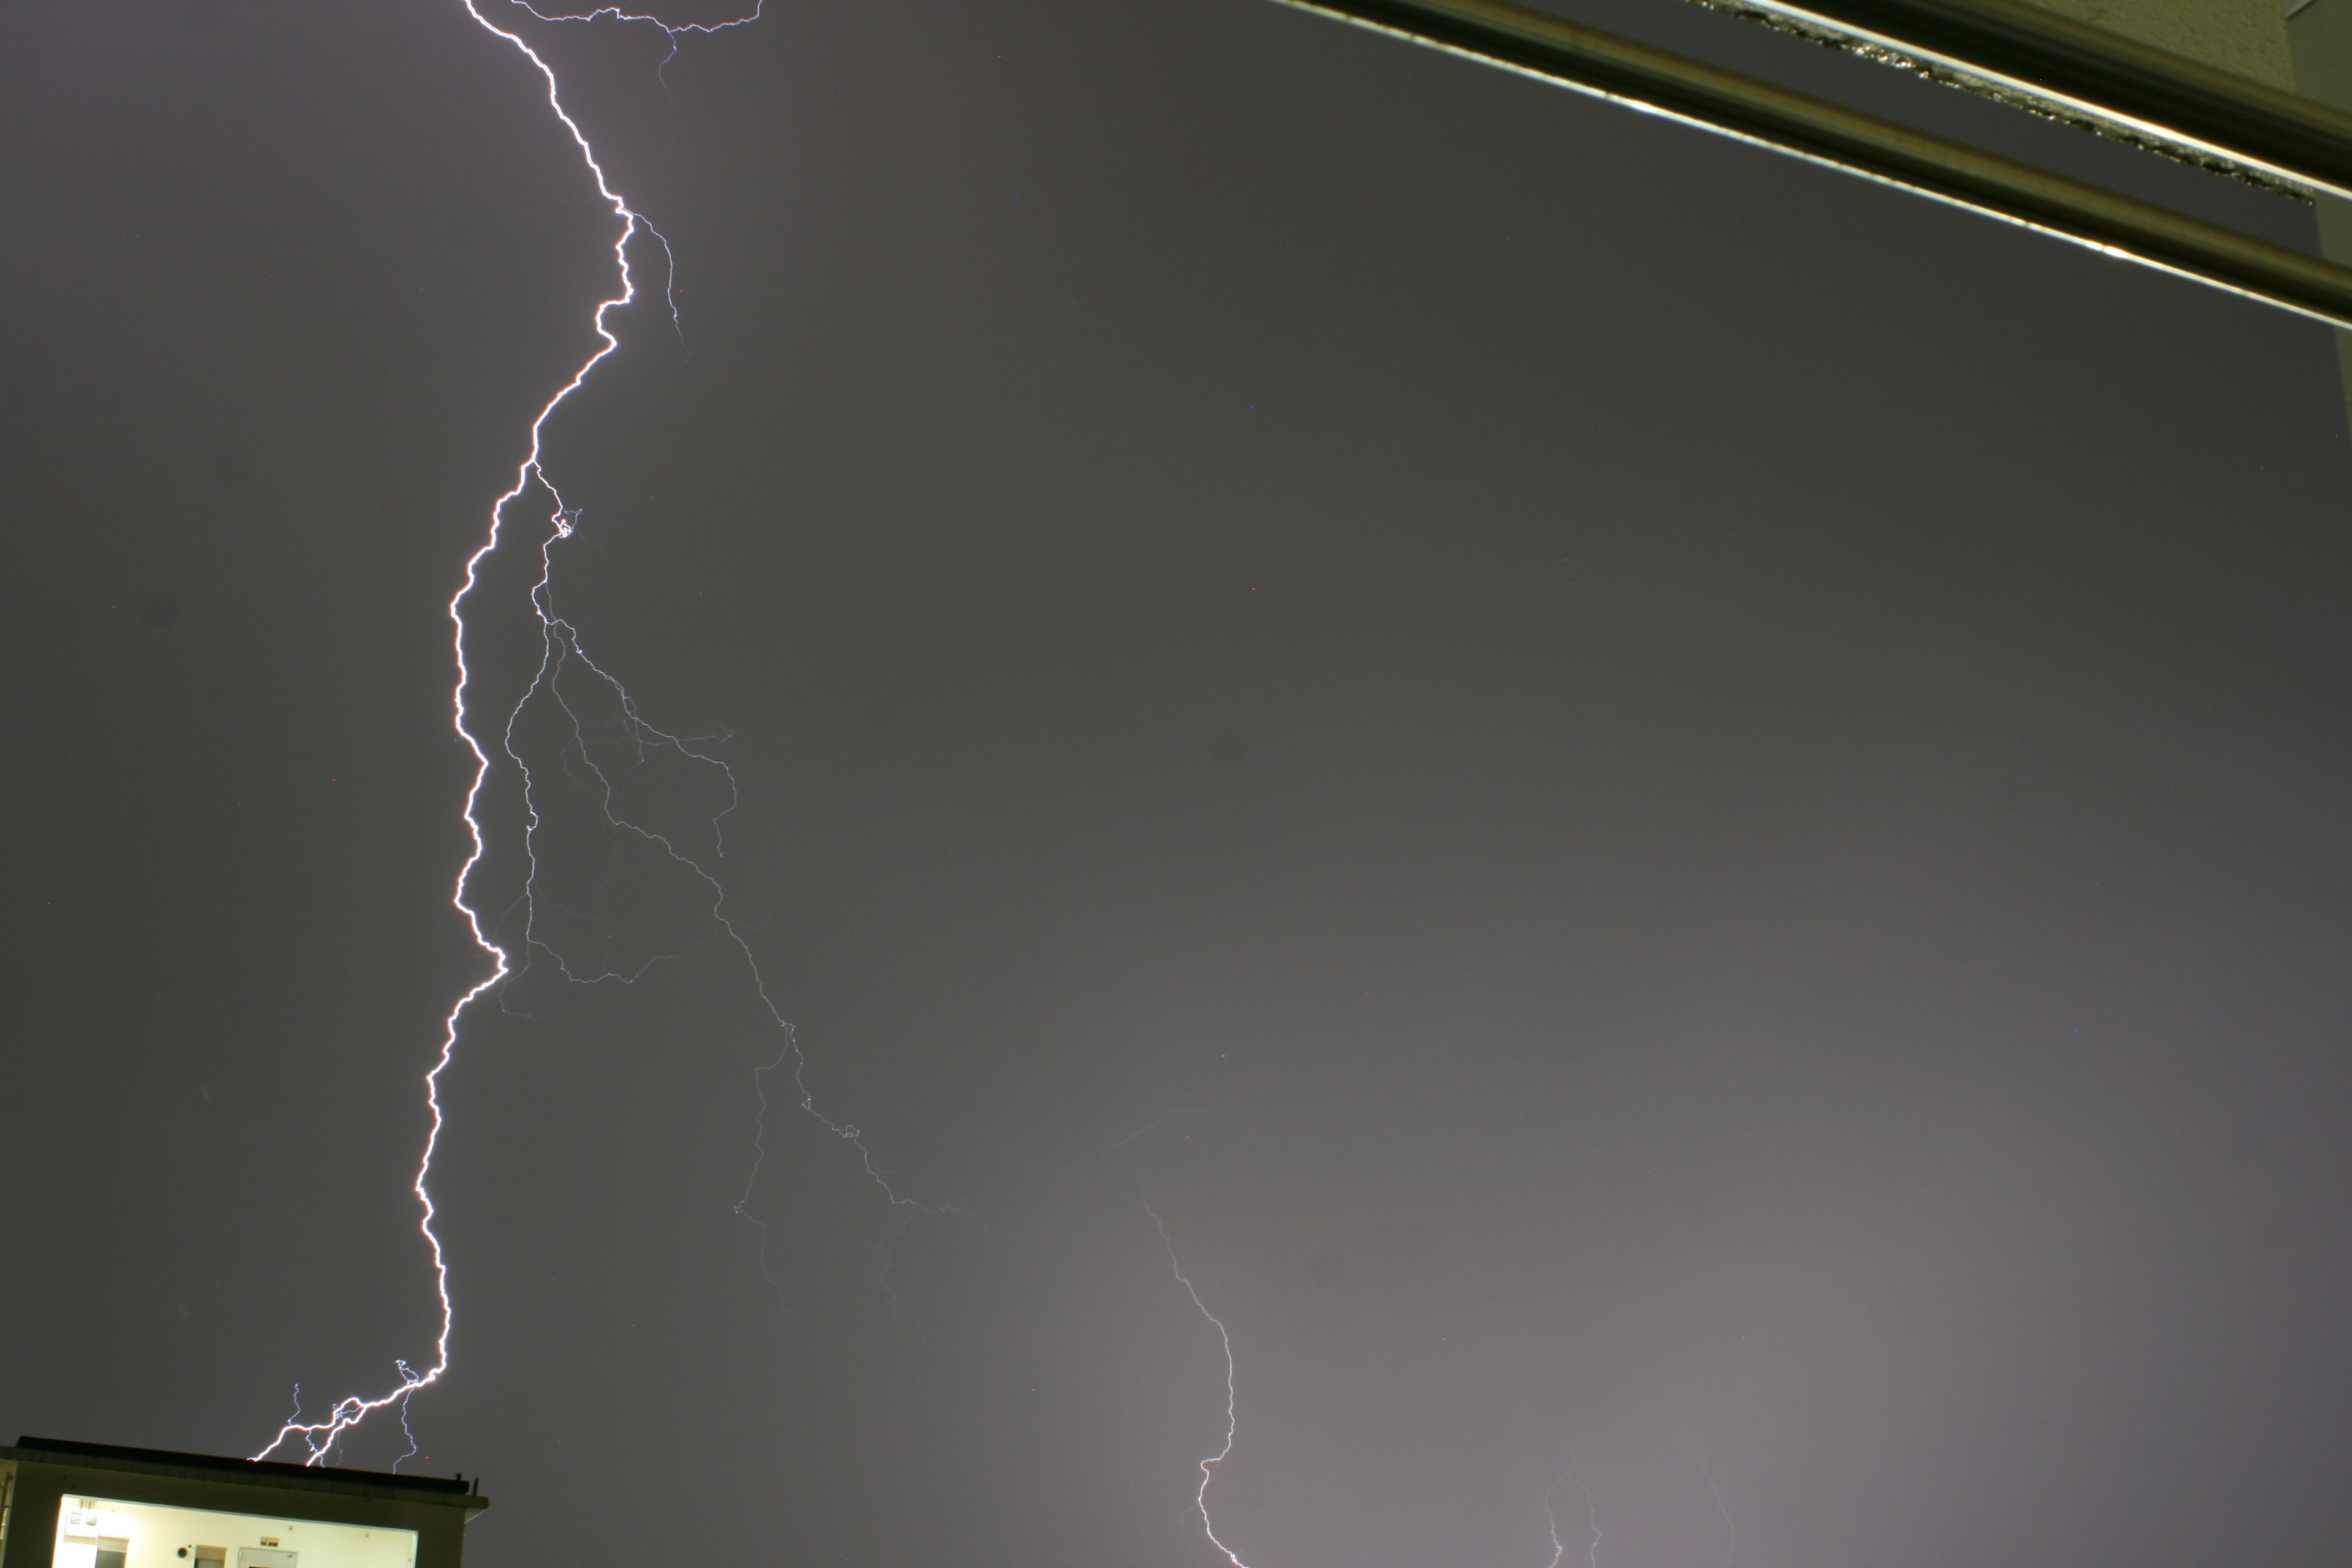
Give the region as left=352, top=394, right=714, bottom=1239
left=393, top=1362, right=422, bottom=1473
left=1057, top=1075, right=1302, bottom=1184
left=1060, top=1100, right=1237, bottom=1182
left=1559, top=1458, right=1602, bottom=1568
left=1145, top=1196, right=1254, bottom=1568
left=255, top=0, right=913, bottom=1463
left=1144, top=1191, right=1602, bottom=1568
left=512, top=1, right=767, bottom=86
left=1686, top=1442, right=1737, bottom=1568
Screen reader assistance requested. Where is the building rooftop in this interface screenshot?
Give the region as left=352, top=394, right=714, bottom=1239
left=4, top=1438, right=485, bottom=1515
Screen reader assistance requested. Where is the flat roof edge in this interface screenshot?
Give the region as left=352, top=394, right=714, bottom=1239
left=4, top=1439, right=486, bottom=1512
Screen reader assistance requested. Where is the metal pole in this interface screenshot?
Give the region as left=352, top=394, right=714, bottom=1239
left=1276, top=0, right=2352, bottom=328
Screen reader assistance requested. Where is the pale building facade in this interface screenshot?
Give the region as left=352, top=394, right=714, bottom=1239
left=0, top=1441, right=484, bottom=1568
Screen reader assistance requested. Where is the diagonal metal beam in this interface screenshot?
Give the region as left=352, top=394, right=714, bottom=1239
left=1276, top=0, right=2352, bottom=328
left=1679, top=0, right=2352, bottom=200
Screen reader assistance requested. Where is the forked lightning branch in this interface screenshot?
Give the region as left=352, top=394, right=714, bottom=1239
left=249, top=0, right=857, bottom=1468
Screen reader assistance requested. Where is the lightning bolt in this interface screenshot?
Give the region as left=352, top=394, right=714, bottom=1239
left=511, top=2, right=769, bottom=86
left=1145, top=1196, right=1255, bottom=1568
left=255, top=0, right=923, bottom=1464
left=242, top=15, right=1760, bottom=1559
left=1539, top=1442, right=1734, bottom=1568
left=1144, top=1195, right=1652, bottom=1568
left=1539, top=1466, right=1572, bottom=1568
left=393, top=1363, right=423, bottom=1471
left=1686, top=1442, right=1737, bottom=1568
left=1551, top=1458, right=1601, bottom=1568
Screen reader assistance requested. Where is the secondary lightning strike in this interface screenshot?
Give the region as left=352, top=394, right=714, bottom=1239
left=1540, top=1442, right=1733, bottom=1568
left=1686, top=1443, right=1737, bottom=1568
left=1539, top=1468, right=1572, bottom=1568
left=1145, top=1197, right=1254, bottom=1568
left=1144, top=1202, right=1643, bottom=1568
left=255, top=0, right=915, bottom=1464
left=1555, top=1460, right=1601, bottom=1568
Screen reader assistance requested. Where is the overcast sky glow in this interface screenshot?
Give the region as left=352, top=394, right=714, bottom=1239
left=7, top=2, right=2352, bottom=1564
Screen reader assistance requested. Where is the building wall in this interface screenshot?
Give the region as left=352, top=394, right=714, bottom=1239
left=50, top=1496, right=418, bottom=1568
left=0, top=1468, right=465, bottom=1568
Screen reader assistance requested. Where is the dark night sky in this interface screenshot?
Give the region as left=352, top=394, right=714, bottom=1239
left=7, top=1, right=2352, bottom=1564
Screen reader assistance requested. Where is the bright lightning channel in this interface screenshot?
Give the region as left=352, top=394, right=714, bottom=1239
left=255, top=0, right=919, bottom=1465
